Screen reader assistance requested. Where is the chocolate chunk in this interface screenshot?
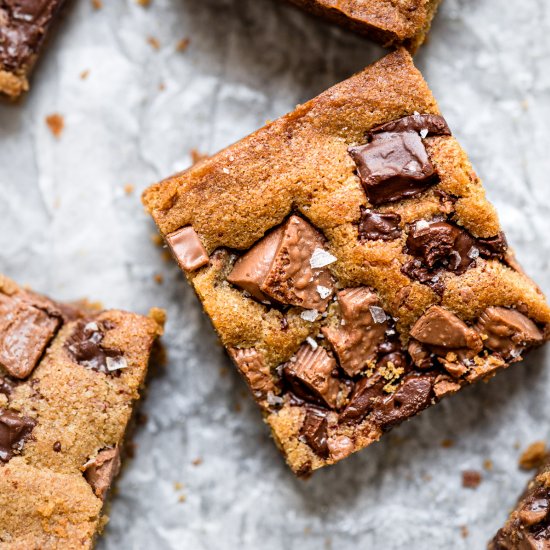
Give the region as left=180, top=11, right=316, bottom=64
left=283, top=345, right=341, bottom=409
left=65, top=320, right=126, bottom=375
left=0, top=376, right=15, bottom=397
left=519, top=489, right=550, bottom=527
left=349, top=131, right=438, bottom=206
left=410, top=306, right=482, bottom=353
left=228, top=215, right=334, bottom=310
left=322, top=287, right=388, bottom=376
left=358, top=207, right=401, bottom=241
left=462, top=470, right=482, bottom=489
left=408, top=340, right=432, bottom=370
left=369, top=114, right=452, bottom=138
left=372, top=374, right=434, bottom=430
left=0, top=295, right=59, bottom=379
left=166, top=226, right=209, bottom=272
left=476, top=232, right=508, bottom=258
left=228, top=347, right=276, bottom=399
left=83, top=446, right=121, bottom=500
left=476, top=307, right=543, bottom=358
left=340, top=374, right=384, bottom=424
left=327, top=435, right=355, bottom=462
left=0, top=408, right=36, bottom=462
left=300, top=406, right=329, bottom=458
left=53, top=441, right=61, bottom=452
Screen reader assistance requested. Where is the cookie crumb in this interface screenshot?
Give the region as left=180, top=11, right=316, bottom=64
left=153, top=273, right=164, bottom=285
left=441, top=438, right=454, bottom=448
left=147, top=36, right=160, bottom=50
left=483, top=459, right=493, bottom=471
left=45, top=114, right=64, bottom=138
left=178, top=494, right=186, bottom=503
left=80, top=69, right=90, bottom=80
left=159, top=82, right=166, bottom=91
left=123, top=183, right=135, bottom=195
left=462, top=470, right=482, bottom=489
left=174, top=482, right=183, bottom=491
left=91, top=0, right=102, bottom=9
left=176, top=38, right=190, bottom=52
left=460, top=525, right=469, bottom=538
left=192, top=457, right=202, bottom=466
left=519, top=441, right=547, bottom=470
left=136, top=0, right=151, bottom=5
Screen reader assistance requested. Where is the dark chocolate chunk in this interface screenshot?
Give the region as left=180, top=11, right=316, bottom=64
left=53, top=440, right=61, bottom=452
left=0, top=295, right=60, bottom=379
left=0, top=408, right=36, bottom=462
left=0, top=376, right=15, bottom=396
left=165, top=226, right=209, bottom=273
left=83, top=446, right=121, bottom=500
left=340, top=374, right=384, bottom=424
left=65, top=320, right=126, bottom=375
left=349, top=131, right=438, bottom=206
left=372, top=374, right=434, bottom=430
left=476, top=232, right=508, bottom=258
left=300, top=406, right=329, bottom=458
left=358, top=207, right=402, bottom=241
left=369, top=114, right=452, bottom=138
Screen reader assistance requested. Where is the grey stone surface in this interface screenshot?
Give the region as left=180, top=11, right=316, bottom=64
left=1, top=0, right=550, bottom=548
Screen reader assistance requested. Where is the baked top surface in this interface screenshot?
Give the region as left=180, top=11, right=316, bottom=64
left=0, top=275, right=163, bottom=548
left=143, top=49, right=550, bottom=474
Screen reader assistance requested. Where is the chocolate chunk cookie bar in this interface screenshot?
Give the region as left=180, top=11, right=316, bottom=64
left=490, top=457, right=550, bottom=549
left=0, top=274, right=164, bottom=547
left=0, top=0, right=66, bottom=98
left=286, top=0, right=442, bottom=52
left=143, top=49, right=550, bottom=476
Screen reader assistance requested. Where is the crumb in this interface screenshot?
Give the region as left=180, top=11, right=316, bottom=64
left=147, top=36, right=160, bottom=50
left=178, top=494, right=186, bottom=503
left=192, top=457, right=202, bottom=466
left=173, top=482, right=183, bottom=491
left=441, top=438, right=454, bottom=448
left=151, top=234, right=164, bottom=247
left=123, top=183, right=135, bottom=195
left=176, top=38, right=190, bottom=52
left=45, top=113, right=64, bottom=138
left=190, top=148, right=208, bottom=165
left=153, top=273, right=164, bottom=285
left=460, top=525, right=469, bottom=538
left=462, top=470, right=482, bottom=489
left=483, top=459, right=493, bottom=471
left=519, top=441, right=547, bottom=470
left=159, top=82, right=166, bottom=91
left=136, top=0, right=150, bottom=5
left=91, top=0, right=102, bottom=9
left=80, top=69, right=90, bottom=80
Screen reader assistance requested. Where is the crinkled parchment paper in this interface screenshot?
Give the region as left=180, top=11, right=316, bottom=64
left=1, top=0, right=550, bottom=548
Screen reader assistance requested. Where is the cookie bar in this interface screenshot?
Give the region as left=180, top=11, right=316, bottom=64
left=285, top=0, right=442, bottom=52
left=0, top=0, right=66, bottom=98
left=0, top=275, right=164, bottom=547
left=143, top=49, right=550, bottom=476
left=490, top=457, right=550, bottom=549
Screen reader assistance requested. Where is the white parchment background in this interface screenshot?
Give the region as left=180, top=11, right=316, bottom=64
left=1, top=0, right=550, bottom=548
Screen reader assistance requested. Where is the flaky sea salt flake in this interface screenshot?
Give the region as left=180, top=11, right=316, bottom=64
left=300, top=309, right=319, bottom=322
left=310, top=248, right=337, bottom=269
left=316, top=285, right=332, bottom=299
left=106, top=356, right=128, bottom=372
left=369, top=306, right=387, bottom=324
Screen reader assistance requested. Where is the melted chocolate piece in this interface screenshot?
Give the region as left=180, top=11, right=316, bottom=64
left=65, top=320, right=125, bottom=376
left=300, top=406, right=329, bottom=458
left=0, top=0, right=65, bottom=72
left=369, top=114, right=451, bottom=138
left=358, top=207, right=402, bottom=241
left=372, top=373, right=435, bottom=431
left=0, top=408, right=36, bottom=462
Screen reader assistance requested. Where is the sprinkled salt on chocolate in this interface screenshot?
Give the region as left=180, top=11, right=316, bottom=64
left=301, top=310, right=319, bottom=322
left=310, top=248, right=337, bottom=269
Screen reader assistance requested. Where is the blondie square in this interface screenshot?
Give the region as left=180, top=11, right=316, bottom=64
left=143, top=49, right=550, bottom=476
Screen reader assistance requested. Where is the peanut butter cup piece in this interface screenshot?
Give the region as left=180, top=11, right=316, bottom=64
left=322, top=287, right=388, bottom=376
left=228, top=347, right=276, bottom=399
left=476, top=307, right=543, bottom=357
left=83, top=446, right=121, bottom=500
left=0, top=408, right=36, bottom=462
left=300, top=406, right=329, bottom=458
left=166, top=226, right=209, bottom=272
left=283, top=345, right=340, bottom=409
left=228, top=215, right=334, bottom=310
left=0, top=294, right=59, bottom=379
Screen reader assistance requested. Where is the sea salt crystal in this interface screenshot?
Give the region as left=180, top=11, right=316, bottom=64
left=266, top=392, right=284, bottom=406
left=369, top=306, right=387, bottom=324
left=415, top=219, right=430, bottom=230
left=106, top=356, right=128, bottom=372
left=300, top=309, right=319, bottom=322
left=222, top=167, right=230, bottom=174
left=468, top=247, right=480, bottom=259
left=316, top=285, right=332, bottom=299
left=85, top=322, right=99, bottom=332
left=310, top=248, right=337, bottom=269
left=306, top=337, right=318, bottom=350
left=419, top=128, right=429, bottom=139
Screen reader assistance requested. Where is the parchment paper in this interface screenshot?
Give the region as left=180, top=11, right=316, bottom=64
left=1, top=0, right=550, bottom=548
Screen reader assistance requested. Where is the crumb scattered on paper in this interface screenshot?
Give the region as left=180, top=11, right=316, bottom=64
left=45, top=114, right=64, bottom=138
left=462, top=470, right=482, bottom=489
left=519, top=441, right=547, bottom=470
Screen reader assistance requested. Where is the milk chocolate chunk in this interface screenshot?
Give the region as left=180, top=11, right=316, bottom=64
left=476, top=307, right=543, bottom=357
left=228, top=347, right=276, bottom=399
left=300, top=406, right=329, bottom=458
left=66, top=320, right=126, bottom=375
left=358, top=207, right=401, bottom=241
left=408, top=340, right=432, bottom=370
left=283, top=345, right=340, bottom=409
left=349, top=131, right=438, bottom=206
left=0, top=408, right=36, bottom=462
left=0, top=296, right=59, bottom=379
left=369, top=114, right=452, bottom=138
left=340, top=374, right=384, bottom=424
left=372, top=374, right=434, bottom=430
left=228, top=215, right=334, bottom=310
left=83, top=446, right=121, bottom=500
left=410, top=306, right=482, bottom=353
left=322, top=287, right=388, bottom=376
left=166, top=226, right=209, bottom=272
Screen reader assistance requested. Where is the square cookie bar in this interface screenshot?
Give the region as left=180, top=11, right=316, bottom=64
left=0, top=275, right=164, bottom=547
left=490, top=457, right=550, bottom=549
left=143, top=49, right=550, bottom=476
left=0, top=0, right=66, bottom=98
left=285, top=0, right=442, bottom=52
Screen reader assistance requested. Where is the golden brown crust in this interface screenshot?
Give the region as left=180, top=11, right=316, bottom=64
left=143, top=50, right=550, bottom=475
